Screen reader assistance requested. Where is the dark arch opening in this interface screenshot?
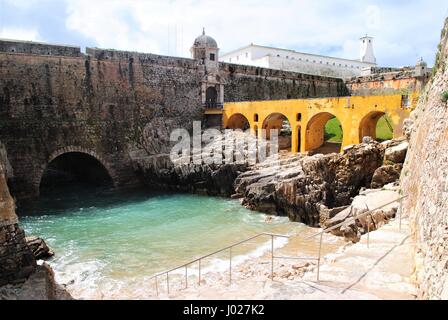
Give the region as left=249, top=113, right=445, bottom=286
left=262, top=113, right=291, bottom=152
left=227, top=113, right=250, bottom=130
left=359, top=112, right=393, bottom=142
left=39, top=152, right=113, bottom=198
left=205, top=87, right=218, bottom=108
left=306, top=112, right=343, bottom=154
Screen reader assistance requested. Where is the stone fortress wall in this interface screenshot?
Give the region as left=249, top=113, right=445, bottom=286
left=0, top=39, right=346, bottom=202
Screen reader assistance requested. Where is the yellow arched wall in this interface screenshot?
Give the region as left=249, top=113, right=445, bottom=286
left=222, top=94, right=416, bottom=153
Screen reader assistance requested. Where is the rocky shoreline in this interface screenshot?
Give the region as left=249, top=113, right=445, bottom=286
left=0, top=130, right=409, bottom=299
left=135, top=131, right=408, bottom=236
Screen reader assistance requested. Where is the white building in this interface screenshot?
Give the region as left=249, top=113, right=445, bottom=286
left=220, top=36, right=377, bottom=79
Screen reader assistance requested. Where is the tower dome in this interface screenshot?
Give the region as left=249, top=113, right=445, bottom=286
left=191, top=28, right=219, bottom=64
left=193, top=28, right=218, bottom=48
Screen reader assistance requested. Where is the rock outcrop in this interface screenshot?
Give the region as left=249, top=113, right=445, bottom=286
left=136, top=129, right=390, bottom=227
left=0, top=262, right=72, bottom=300
left=1, top=142, right=71, bottom=299
left=370, top=139, right=408, bottom=189
left=1, top=147, right=36, bottom=286
left=26, top=237, right=55, bottom=261
left=133, top=131, right=254, bottom=197
left=324, top=187, right=399, bottom=242
left=401, top=17, right=448, bottom=300
left=234, top=142, right=385, bottom=226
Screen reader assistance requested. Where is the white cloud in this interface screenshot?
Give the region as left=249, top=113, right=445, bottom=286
left=0, top=27, right=40, bottom=41
left=62, top=0, right=447, bottom=66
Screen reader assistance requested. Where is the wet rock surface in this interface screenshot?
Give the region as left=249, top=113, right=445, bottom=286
left=0, top=262, right=73, bottom=300
left=26, top=236, right=55, bottom=261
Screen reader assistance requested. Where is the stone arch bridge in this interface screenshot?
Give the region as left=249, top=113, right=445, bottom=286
left=222, top=94, right=418, bottom=153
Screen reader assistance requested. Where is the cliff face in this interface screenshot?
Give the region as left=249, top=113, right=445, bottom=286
left=0, top=144, right=36, bottom=286
left=401, top=17, right=448, bottom=299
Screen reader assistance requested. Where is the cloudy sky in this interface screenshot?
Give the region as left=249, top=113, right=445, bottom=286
left=0, top=0, right=447, bottom=67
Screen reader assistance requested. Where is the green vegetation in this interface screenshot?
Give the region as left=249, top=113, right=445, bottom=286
left=442, top=91, right=448, bottom=103
left=376, top=115, right=394, bottom=141
left=323, top=115, right=393, bottom=143
left=324, top=117, right=343, bottom=142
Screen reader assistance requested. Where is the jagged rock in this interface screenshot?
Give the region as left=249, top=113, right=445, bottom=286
left=324, top=189, right=399, bottom=242
left=371, top=164, right=403, bottom=189
left=0, top=262, right=73, bottom=300
left=26, top=236, right=54, bottom=260
left=319, top=205, right=350, bottom=225
left=235, top=142, right=385, bottom=226
left=384, top=141, right=409, bottom=164
left=133, top=130, right=256, bottom=197
left=1, top=155, right=37, bottom=286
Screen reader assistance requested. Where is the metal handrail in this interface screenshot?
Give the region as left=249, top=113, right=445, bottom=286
left=148, top=232, right=290, bottom=295
left=306, top=195, right=408, bottom=241
left=149, top=195, right=407, bottom=295
left=306, top=195, right=407, bottom=281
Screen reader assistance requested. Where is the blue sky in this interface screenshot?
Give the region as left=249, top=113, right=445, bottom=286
left=0, top=0, right=447, bottom=67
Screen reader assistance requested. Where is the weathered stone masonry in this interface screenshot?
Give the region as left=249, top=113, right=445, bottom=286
left=0, top=40, right=346, bottom=202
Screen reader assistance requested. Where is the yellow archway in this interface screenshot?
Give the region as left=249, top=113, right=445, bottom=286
left=305, top=112, right=343, bottom=153
left=262, top=113, right=292, bottom=151
left=359, top=111, right=393, bottom=142
left=226, top=113, right=250, bottom=130
left=222, top=94, right=416, bottom=154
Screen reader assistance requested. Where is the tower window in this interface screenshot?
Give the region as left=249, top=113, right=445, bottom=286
left=210, top=53, right=215, bottom=61
left=245, top=52, right=248, bottom=58
left=296, top=113, right=302, bottom=121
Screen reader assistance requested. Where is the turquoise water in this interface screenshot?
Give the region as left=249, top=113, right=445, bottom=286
left=20, top=191, right=300, bottom=298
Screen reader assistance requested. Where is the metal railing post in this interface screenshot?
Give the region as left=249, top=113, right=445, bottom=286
left=229, top=247, right=232, bottom=285
left=365, top=204, right=370, bottom=249
left=167, top=273, right=170, bottom=295
left=185, top=265, right=188, bottom=289
left=317, top=232, right=323, bottom=282
left=367, top=217, right=370, bottom=249
left=271, top=234, right=274, bottom=280
left=198, top=259, right=201, bottom=286
left=399, top=197, right=403, bottom=231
